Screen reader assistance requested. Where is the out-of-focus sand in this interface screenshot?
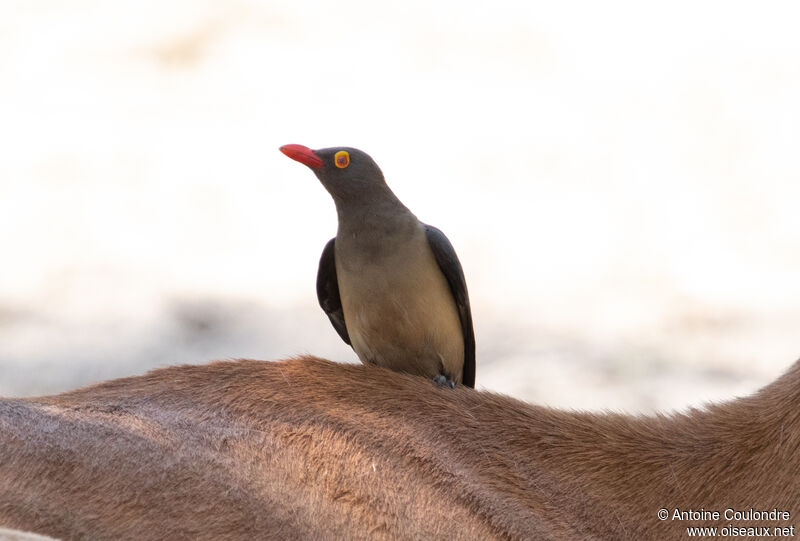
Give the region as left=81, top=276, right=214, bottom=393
left=1, top=1, right=799, bottom=412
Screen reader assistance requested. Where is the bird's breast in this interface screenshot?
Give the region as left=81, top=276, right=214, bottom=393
left=335, top=230, right=464, bottom=380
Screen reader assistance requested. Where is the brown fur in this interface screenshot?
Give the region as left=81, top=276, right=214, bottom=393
left=1, top=356, right=799, bottom=540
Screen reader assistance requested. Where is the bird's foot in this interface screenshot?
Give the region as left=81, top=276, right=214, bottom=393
left=433, top=375, right=456, bottom=389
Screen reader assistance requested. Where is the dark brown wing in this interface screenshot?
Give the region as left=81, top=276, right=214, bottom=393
left=316, top=238, right=351, bottom=345
left=424, top=225, right=475, bottom=387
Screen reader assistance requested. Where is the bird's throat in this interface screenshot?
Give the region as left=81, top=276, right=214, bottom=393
left=335, top=207, right=420, bottom=264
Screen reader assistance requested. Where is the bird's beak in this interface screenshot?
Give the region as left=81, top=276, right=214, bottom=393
left=280, top=144, right=323, bottom=169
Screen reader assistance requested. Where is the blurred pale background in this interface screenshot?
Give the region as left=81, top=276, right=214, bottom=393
left=1, top=0, right=798, bottom=412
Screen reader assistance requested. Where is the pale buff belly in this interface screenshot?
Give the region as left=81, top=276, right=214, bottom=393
left=336, top=244, right=465, bottom=383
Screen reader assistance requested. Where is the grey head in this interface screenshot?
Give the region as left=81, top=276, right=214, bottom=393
left=279, top=144, right=399, bottom=212
left=281, top=145, right=391, bottom=201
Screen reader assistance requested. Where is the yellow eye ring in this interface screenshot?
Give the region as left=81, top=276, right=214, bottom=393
left=334, top=150, right=350, bottom=169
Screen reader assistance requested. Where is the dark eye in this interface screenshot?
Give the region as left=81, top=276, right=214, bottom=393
left=334, top=150, right=350, bottom=169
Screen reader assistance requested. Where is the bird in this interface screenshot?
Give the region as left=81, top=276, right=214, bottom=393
left=279, top=144, right=475, bottom=388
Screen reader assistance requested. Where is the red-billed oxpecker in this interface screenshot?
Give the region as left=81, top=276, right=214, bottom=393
left=280, top=144, right=475, bottom=388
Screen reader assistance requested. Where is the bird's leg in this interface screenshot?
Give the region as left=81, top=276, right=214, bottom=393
left=433, top=375, right=456, bottom=389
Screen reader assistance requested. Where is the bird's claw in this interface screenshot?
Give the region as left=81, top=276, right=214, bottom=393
left=433, top=375, right=456, bottom=389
